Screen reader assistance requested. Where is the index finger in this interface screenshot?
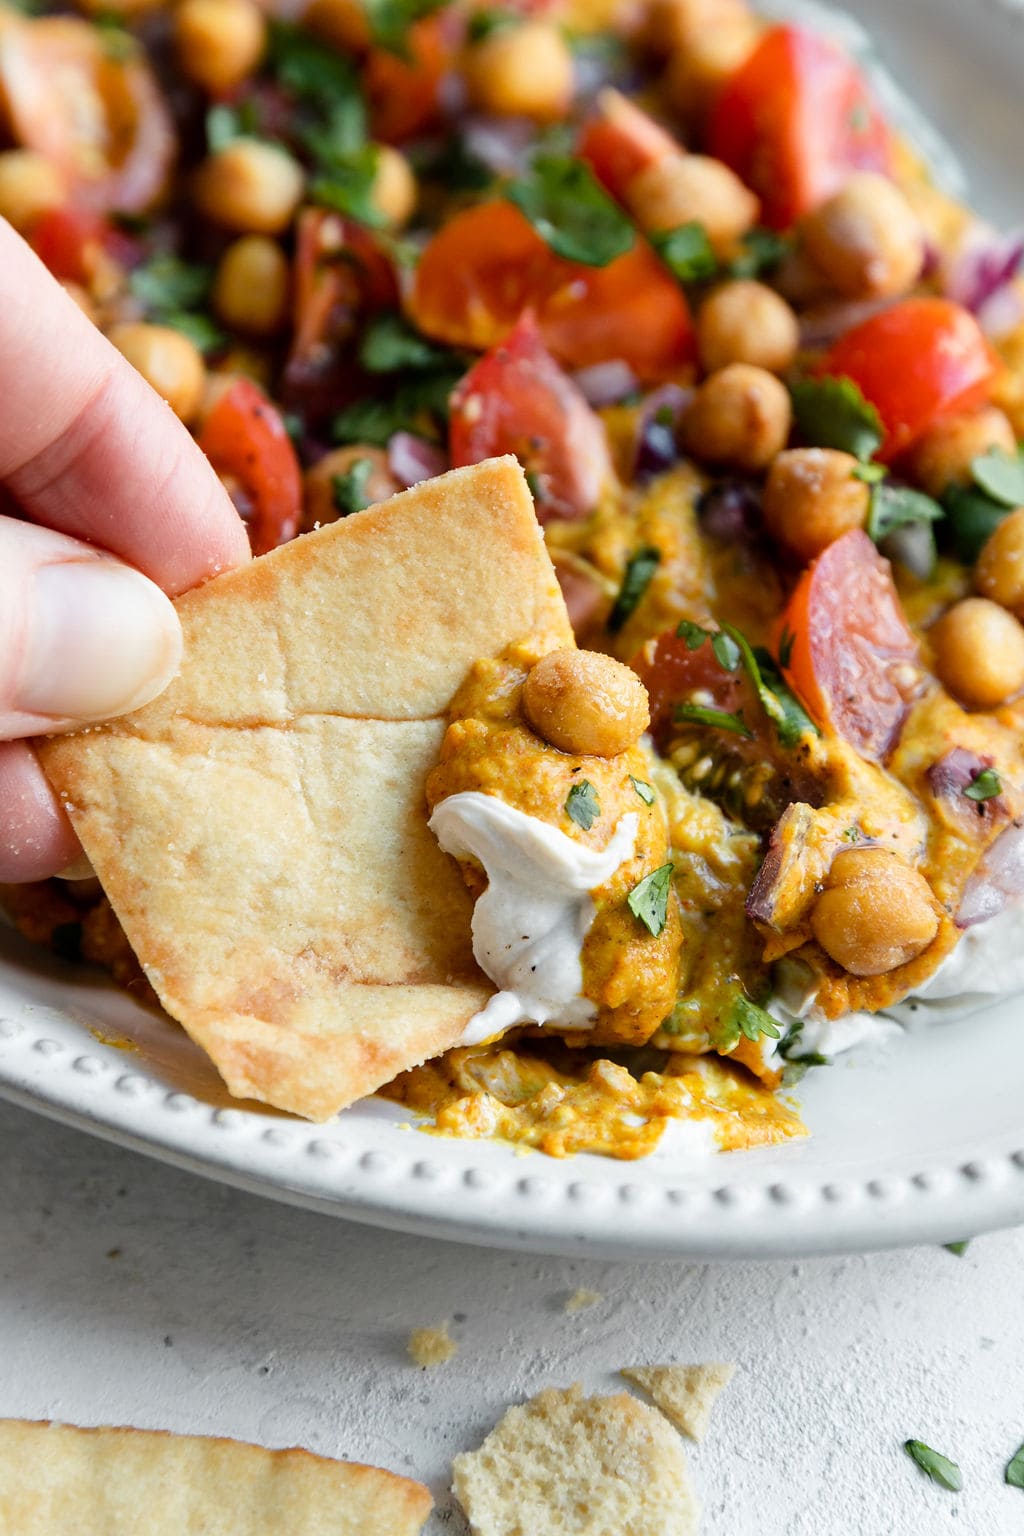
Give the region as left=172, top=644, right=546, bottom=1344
left=0, top=221, right=251, bottom=596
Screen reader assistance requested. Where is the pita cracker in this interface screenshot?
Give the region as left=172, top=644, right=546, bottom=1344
left=620, top=1362, right=736, bottom=1441
left=40, top=458, right=571, bottom=1121
left=0, top=1420, right=430, bottom=1535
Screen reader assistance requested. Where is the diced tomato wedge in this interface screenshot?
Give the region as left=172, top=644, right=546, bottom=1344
left=363, top=13, right=453, bottom=144
left=822, top=297, right=1001, bottom=462
left=29, top=206, right=138, bottom=285
left=708, top=24, right=892, bottom=229
left=449, top=311, right=612, bottom=522
left=411, top=200, right=695, bottom=380
left=197, top=378, right=302, bottom=556
left=578, top=89, right=679, bottom=203
left=630, top=629, right=750, bottom=737
left=777, top=528, right=921, bottom=759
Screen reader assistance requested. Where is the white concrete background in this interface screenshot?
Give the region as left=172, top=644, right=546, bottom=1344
left=2, top=1098, right=1023, bottom=1535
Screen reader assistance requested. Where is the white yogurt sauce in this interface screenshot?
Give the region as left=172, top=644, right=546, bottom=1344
left=429, top=791, right=639, bottom=1046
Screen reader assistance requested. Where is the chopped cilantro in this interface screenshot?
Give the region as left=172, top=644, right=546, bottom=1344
left=627, top=863, right=674, bottom=937
left=852, top=461, right=886, bottom=484
left=1006, top=1439, right=1024, bottom=1488
left=525, top=470, right=543, bottom=502
left=777, top=1019, right=828, bottom=1077
left=790, top=376, right=884, bottom=461
left=903, top=1440, right=962, bottom=1493
left=128, top=256, right=223, bottom=354
left=730, top=993, right=781, bottom=1044
left=467, top=7, right=519, bottom=42
left=331, top=397, right=403, bottom=448
left=963, top=767, right=1001, bottom=802
left=942, top=482, right=1010, bottom=564
left=777, top=625, right=795, bottom=671
left=363, top=0, right=445, bottom=55
left=726, top=227, right=790, bottom=279
left=269, top=20, right=366, bottom=116
left=674, top=619, right=739, bottom=671
left=94, top=13, right=135, bottom=60
left=629, top=776, right=655, bottom=806
left=565, top=779, right=600, bottom=831
left=505, top=158, right=635, bottom=268
left=206, top=100, right=260, bottom=153
left=309, top=147, right=385, bottom=229
left=359, top=313, right=455, bottom=374
left=160, top=311, right=226, bottom=356
left=944, top=1239, right=970, bottom=1257
left=412, top=133, right=494, bottom=192
left=608, top=546, right=661, bottom=632
left=842, top=826, right=860, bottom=842
left=970, top=447, right=1024, bottom=507
left=721, top=624, right=818, bottom=749
left=331, top=366, right=461, bottom=447
left=677, top=618, right=709, bottom=650
left=867, top=483, right=943, bottom=544
left=651, top=222, right=717, bottom=285
left=331, top=457, right=376, bottom=516
left=675, top=702, right=752, bottom=738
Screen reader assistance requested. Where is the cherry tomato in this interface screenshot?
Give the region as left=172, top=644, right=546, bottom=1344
left=449, top=311, right=612, bottom=522
left=363, top=14, right=452, bottom=144
left=708, top=24, right=892, bottom=229
left=578, top=89, right=679, bottom=203
left=0, top=11, right=174, bottom=213
left=29, top=206, right=138, bottom=285
left=777, top=528, right=921, bottom=759
left=198, top=378, right=303, bottom=556
left=823, top=297, right=1001, bottom=462
left=411, top=201, right=695, bottom=380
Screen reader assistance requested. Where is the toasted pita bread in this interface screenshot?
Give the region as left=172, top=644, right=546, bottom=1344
left=620, top=1363, right=735, bottom=1441
left=0, top=1420, right=431, bottom=1535
left=40, top=458, right=571, bottom=1120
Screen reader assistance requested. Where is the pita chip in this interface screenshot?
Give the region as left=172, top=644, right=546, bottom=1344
left=40, top=457, right=571, bottom=1121
left=0, top=1420, right=431, bottom=1535
left=620, top=1362, right=736, bottom=1441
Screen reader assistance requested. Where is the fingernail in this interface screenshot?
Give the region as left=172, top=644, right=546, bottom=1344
left=21, top=560, right=183, bottom=723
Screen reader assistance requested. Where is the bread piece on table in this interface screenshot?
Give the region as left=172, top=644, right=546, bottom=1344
left=40, top=458, right=571, bottom=1121
left=620, top=1363, right=736, bottom=1442
left=0, top=1419, right=431, bottom=1535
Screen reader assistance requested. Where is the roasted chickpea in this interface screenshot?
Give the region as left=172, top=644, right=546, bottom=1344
left=193, top=140, right=305, bottom=235
left=642, top=0, right=753, bottom=54
left=175, top=0, right=265, bottom=95
left=696, top=280, right=799, bottom=375
left=0, top=150, right=66, bottom=234
left=903, top=405, right=1017, bottom=499
left=301, top=0, right=371, bottom=52
left=665, top=16, right=760, bottom=119
left=976, top=508, right=1024, bottom=617
left=523, top=649, right=650, bottom=758
left=801, top=173, right=923, bottom=299
left=810, top=847, right=939, bottom=977
left=302, top=446, right=400, bottom=531
left=930, top=597, right=1024, bottom=709
left=625, top=153, right=758, bottom=256
left=463, top=20, right=574, bottom=123
left=106, top=322, right=206, bottom=424
left=681, top=364, right=791, bottom=474
left=370, top=145, right=417, bottom=229
left=212, top=236, right=290, bottom=337
left=762, top=448, right=870, bottom=563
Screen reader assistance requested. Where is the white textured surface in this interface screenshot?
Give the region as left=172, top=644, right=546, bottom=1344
left=2, top=1098, right=1024, bottom=1535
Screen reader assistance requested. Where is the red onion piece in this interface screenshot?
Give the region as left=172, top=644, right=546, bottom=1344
left=387, top=431, right=447, bottom=488
left=944, top=225, right=1024, bottom=315
left=798, top=297, right=892, bottom=351
left=957, top=822, right=1024, bottom=928
left=632, top=383, right=691, bottom=482
left=977, top=283, right=1024, bottom=340
left=461, top=115, right=535, bottom=175
left=571, top=359, right=640, bottom=407
left=697, top=480, right=762, bottom=543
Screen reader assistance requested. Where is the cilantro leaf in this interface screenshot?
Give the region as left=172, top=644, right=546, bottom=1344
left=942, top=483, right=1010, bottom=564
left=160, top=310, right=226, bottom=356
left=720, top=625, right=818, bottom=749
left=852, top=461, right=886, bottom=484
left=269, top=21, right=366, bottom=112
left=412, top=133, right=494, bottom=192
left=971, top=447, right=1024, bottom=508
left=608, top=546, right=660, bottom=632
left=627, top=863, right=674, bottom=937
left=310, top=147, right=385, bottom=229
left=505, top=159, right=635, bottom=268
left=331, top=366, right=462, bottom=447
left=790, top=376, right=884, bottom=461
left=331, top=458, right=376, bottom=516
left=677, top=618, right=710, bottom=650
left=726, top=227, right=790, bottom=279
left=651, top=222, right=717, bottom=285
left=944, top=1240, right=970, bottom=1257
left=675, top=702, right=752, bottom=738
left=129, top=253, right=212, bottom=314
left=674, top=618, right=739, bottom=670
left=777, top=625, right=795, bottom=670
left=565, top=779, right=600, bottom=830
left=904, top=1440, right=962, bottom=1493
left=867, top=483, right=943, bottom=544
left=963, top=767, right=1001, bottom=802
left=730, top=993, right=781, bottom=1044
left=467, top=7, right=519, bottom=41
left=1005, top=1440, right=1024, bottom=1488
left=629, top=776, right=655, bottom=805
left=363, top=0, right=444, bottom=55
left=359, top=313, right=455, bottom=374
left=331, top=397, right=402, bottom=447
left=206, top=100, right=260, bottom=153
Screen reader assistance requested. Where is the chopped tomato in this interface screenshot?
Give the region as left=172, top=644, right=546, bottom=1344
left=777, top=528, right=921, bottom=759
left=449, top=311, right=613, bottom=522
left=29, top=206, right=138, bottom=285
left=0, top=12, right=174, bottom=213
left=631, top=629, right=749, bottom=736
left=363, top=14, right=452, bottom=144
left=578, top=89, right=679, bottom=202
left=708, top=24, right=892, bottom=229
left=197, top=378, right=302, bottom=556
left=411, top=201, right=695, bottom=380
left=823, top=297, right=1001, bottom=462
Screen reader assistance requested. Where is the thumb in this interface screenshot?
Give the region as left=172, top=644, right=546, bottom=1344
left=0, top=516, right=183, bottom=740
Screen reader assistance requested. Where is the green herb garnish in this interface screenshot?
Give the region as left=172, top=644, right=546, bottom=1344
left=565, top=779, right=601, bottom=831
left=627, top=863, right=674, bottom=937
left=903, top=1440, right=962, bottom=1492
left=964, top=768, right=1001, bottom=802
left=730, top=993, right=781, bottom=1044
left=1005, top=1439, right=1024, bottom=1487
left=310, top=147, right=385, bottom=229
left=331, top=366, right=461, bottom=447
left=675, top=702, right=752, bottom=738
left=629, top=776, right=655, bottom=805
left=970, top=447, right=1024, bottom=508
left=867, top=483, right=943, bottom=544
left=677, top=618, right=709, bottom=650
left=942, top=482, right=1010, bottom=564
left=944, top=1239, right=970, bottom=1257
left=505, top=158, right=635, bottom=268
left=161, top=311, right=226, bottom=356
left=608, top=545, right=660, bottom=632
left=721, top=625, right=818, bottom=749
left=852, top=461, right=886, bottom=484
left=206, top=100, right=260, bottom=153
left=651, top=222, right=717, bottom=285
left=269, top=20, right=367, bottom=120
left=726, top=227, right=790, bottom=279
left=128, top=256, right=223, bottom=354
left=331, top=458, right=376, bottom=516
left=777, top=625, right=795, bottom=671
left=467, top=7, right=519, bottom=42
left=412, top=133, right=494, bottom=192
left=359, top=313, right=455, bottom=374
left=674, top=619, right=740, bottom=671
left=790, top=376, right=884, bottom=461
left=363, top=0, right=445, bottom=55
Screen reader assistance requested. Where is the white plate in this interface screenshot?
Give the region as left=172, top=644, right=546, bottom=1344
left=3, top=0, right=1024, bottom=1260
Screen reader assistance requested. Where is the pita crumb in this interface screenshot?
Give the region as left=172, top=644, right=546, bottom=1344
left=564, top=1288, right=603, bottom=1314
left=408, top=1322, right=458, bottom=1368
left=620, top=1363, right=736, bottom=1442
left=451, top=1383, right=699, bottom=1536
left=0, top=1419, right=431, bottom=1535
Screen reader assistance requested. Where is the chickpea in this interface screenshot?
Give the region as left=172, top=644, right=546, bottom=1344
left=625, top=153, right=758, bottom=257
left=302, top=447, right=400, bottom=531
left=175, top=0, right=265, bottom=94
left=811, top=847, right=939, bottom=977
left=930, top=597, right=1024, bottom=709
left=523, top=648, right=650, bottom=758
left=463, top=20, right=574, bottom=123
left=762, top=448, right=870, bottom=563
left=642, top=0, right=753, bottom=55
left=0, top=150, right=66, bottom=234
left=976, top=508, right=1024, bottom=617
left=801, top=173, right=923, bottom=300
left=106, top=322, right=206, bottom=424
left=680, top=364, right=791, bottom=474
left=696, top=280, right=799, bottom=375
left=903, top=405, right=1016, bottom=499
left=370, top=145, right=417, bottom=230
left=301, top=0, right=371, bottom=52
left=212, top=236, right=290, bottom=337
left=665, top=17, right=760, bottom=120
left=193, top=140, right=305, bottom=236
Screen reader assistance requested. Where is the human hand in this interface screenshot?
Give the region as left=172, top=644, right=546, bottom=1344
left=0, top=221, right=251, bottom=881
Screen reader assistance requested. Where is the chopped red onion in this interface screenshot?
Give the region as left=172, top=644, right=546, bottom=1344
left=928, top=747, right=993, bottom=803
left=878, top=519, right=935, bottom=581
left=571, top=360, right=640, bottom=407
left=387, top=431, right=447, bottom=488
left=697, top=480, right=763, bottom=543
left=957, top=823, right=1024, bottom=928
left=944, top=225, right=1024, bottom=315
left=461, top=115, right=535, bottom=175
left=798, top=297, right=892, bottom=350
left=977, top=283, right=1024, bottom=340
left=633, top=383, right=691, bottom=482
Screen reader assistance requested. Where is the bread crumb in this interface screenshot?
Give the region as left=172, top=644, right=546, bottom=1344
left=564, top=1288, right=603, bottom=1314
left=407, top=1322, right=458, bottom=1368
left=452, top=1382, right=699, bottom=1535
left=620, top=1362, right=736, bottom=1441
